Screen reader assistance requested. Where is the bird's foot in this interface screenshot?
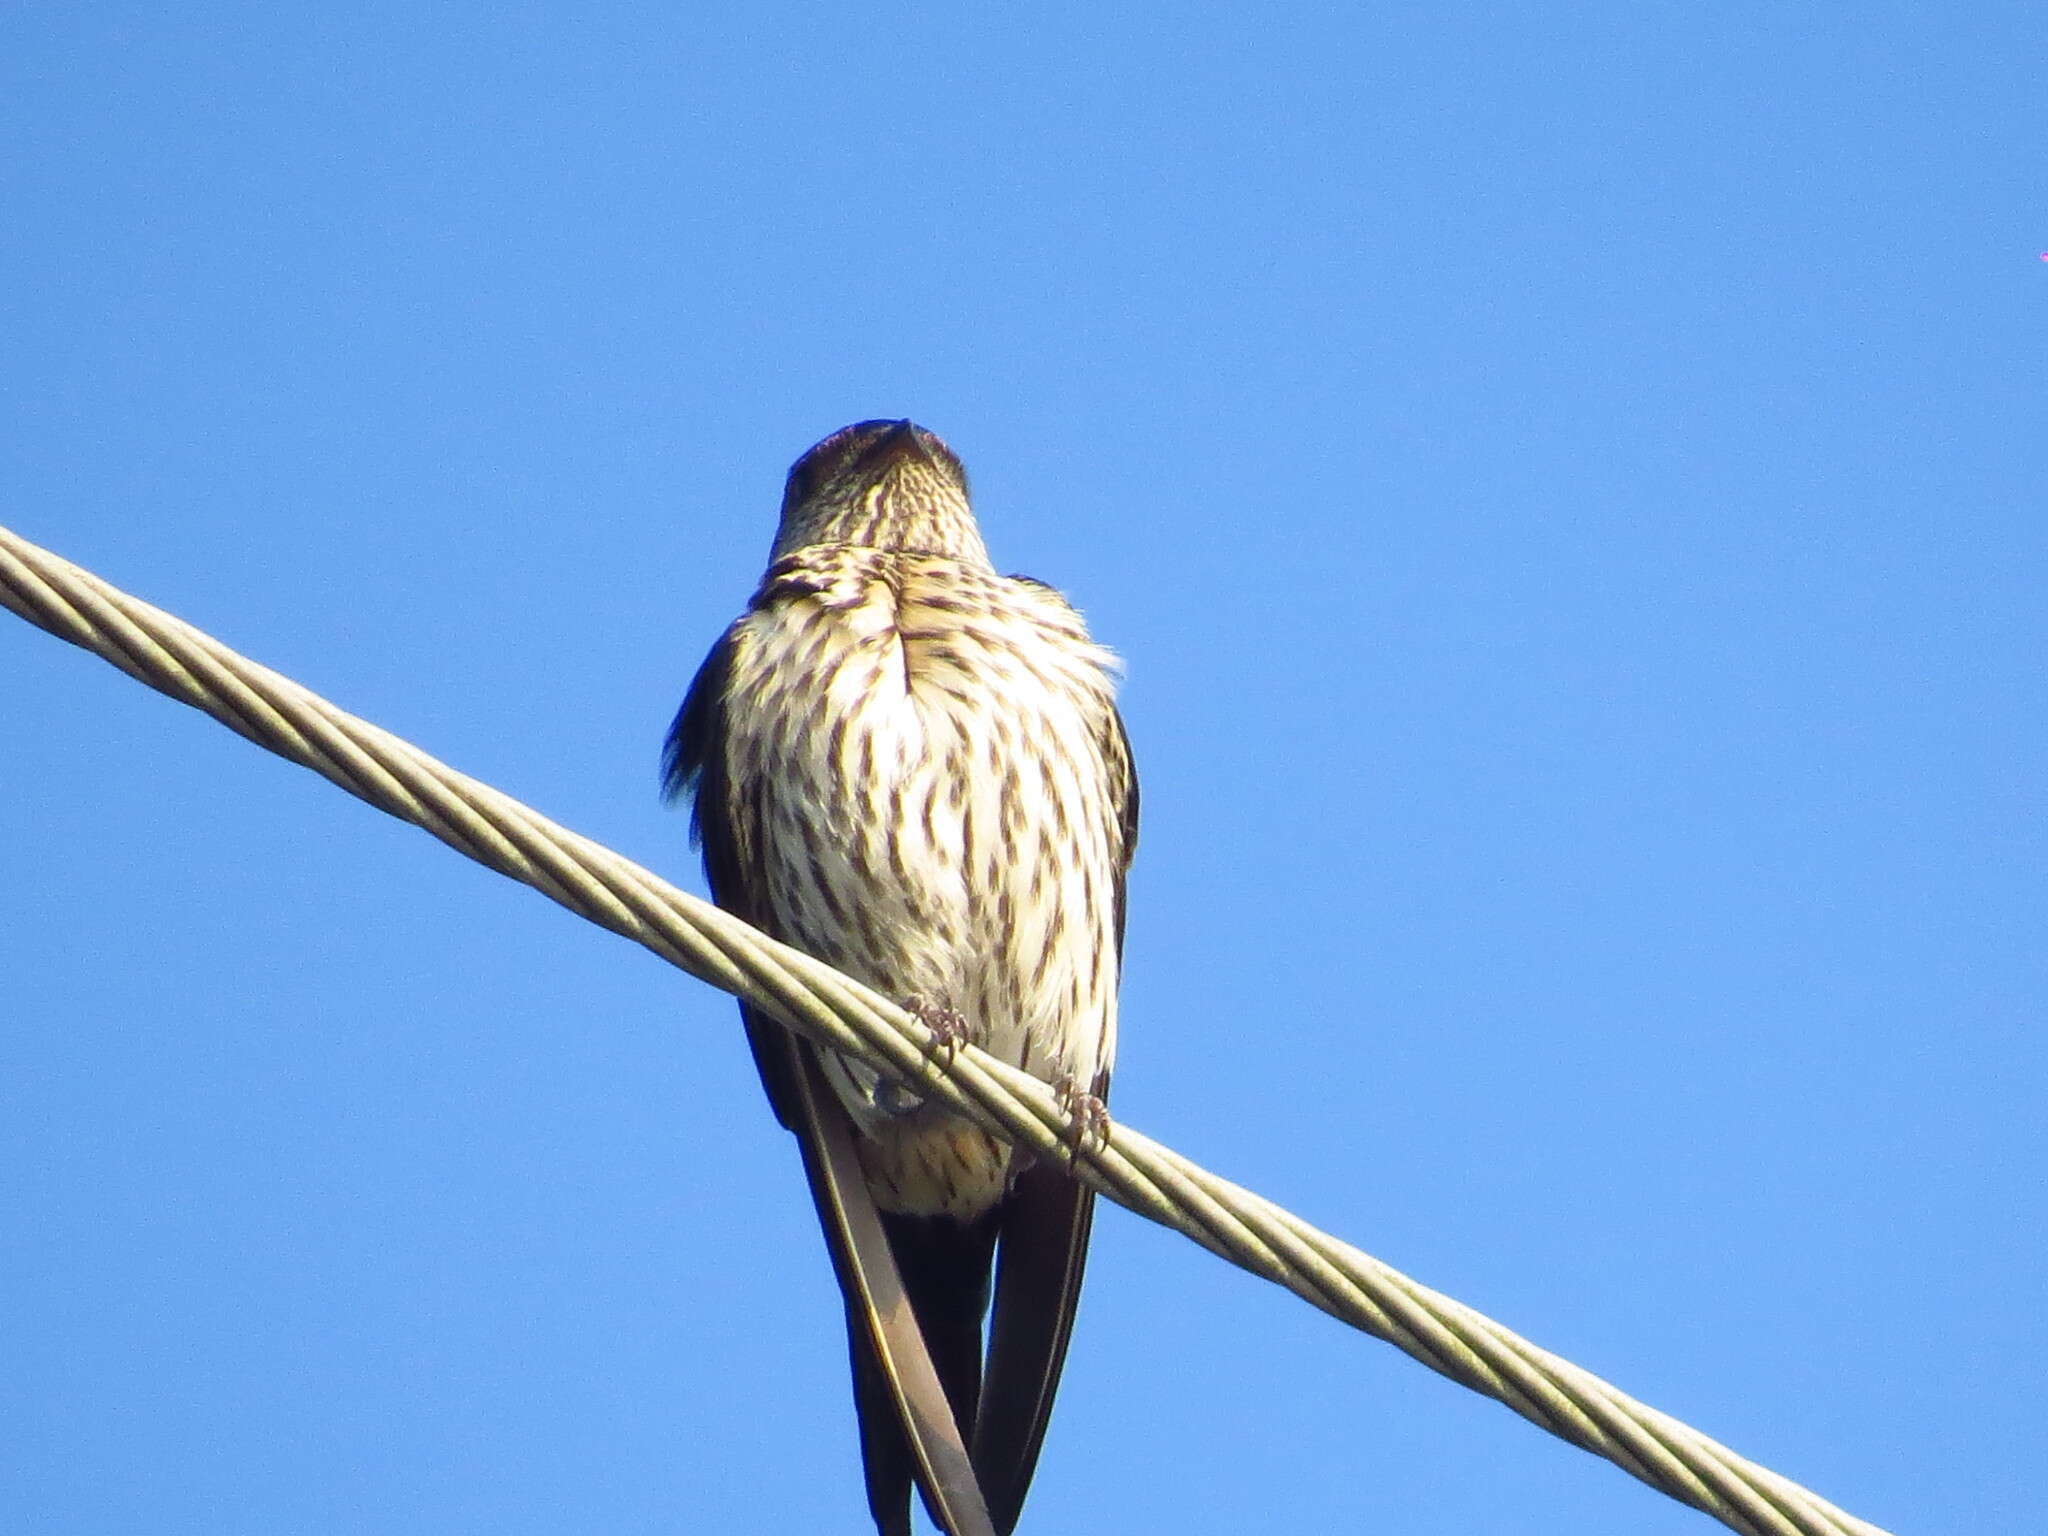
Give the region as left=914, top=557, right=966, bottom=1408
left=905, top=997, right=970, bottom=1058
left=1054, top=1069, right=1112, bottom=1164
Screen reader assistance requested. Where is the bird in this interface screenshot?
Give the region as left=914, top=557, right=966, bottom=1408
left=663, top=420, right=1137, bottom=1535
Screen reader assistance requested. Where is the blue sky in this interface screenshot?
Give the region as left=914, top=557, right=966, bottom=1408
left=4, top=6, right=2041, bottom=1533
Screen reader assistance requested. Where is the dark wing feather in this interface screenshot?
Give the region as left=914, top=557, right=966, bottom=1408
left=779, top=1043, right=996, bottom=1536
left=661, top=623, right=732, bottom=810
left=665, top=628, right=802, bottom=1125
left=665, top=623, right=996, bottom=1536
left=971, top=701, right=1139, bottom=1534
left=973, top=1163, right=1097, bottom=1534
left=1103, top=704, right=1140, bottom=962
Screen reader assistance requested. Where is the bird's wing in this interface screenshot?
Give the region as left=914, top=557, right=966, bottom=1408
left=781, top=1043, right=996, bottom=1536
left=1105, top=704, right=1141, bottom=964
left=665, top=626, right=997, bottom=1536
left=971, top=701, right=1140, bottom=1533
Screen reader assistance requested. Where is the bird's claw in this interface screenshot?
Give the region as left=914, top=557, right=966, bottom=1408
left=906, top=997, right=970, bottom=1057
left=1055, top=1070, right=1111, bottom=1163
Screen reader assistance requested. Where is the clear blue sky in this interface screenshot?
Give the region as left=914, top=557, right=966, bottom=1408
left=4, top=7, right=2040, bottom=1533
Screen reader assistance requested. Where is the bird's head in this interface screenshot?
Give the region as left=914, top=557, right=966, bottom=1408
left=770, top=420, right=989, bottom=565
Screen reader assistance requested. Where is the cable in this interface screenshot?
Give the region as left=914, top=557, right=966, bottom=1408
left=0, top=519, right=1892, bottom=1536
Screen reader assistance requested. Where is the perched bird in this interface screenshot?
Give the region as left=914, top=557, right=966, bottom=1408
left=663, top=421, right=1137, bottom=1535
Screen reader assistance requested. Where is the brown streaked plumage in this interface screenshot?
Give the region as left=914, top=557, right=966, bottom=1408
left=664, top=421, right=1137, bottom=1535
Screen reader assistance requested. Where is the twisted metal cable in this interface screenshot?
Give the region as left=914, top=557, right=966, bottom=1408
left=1, top=519, right=1890, bottom=1536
